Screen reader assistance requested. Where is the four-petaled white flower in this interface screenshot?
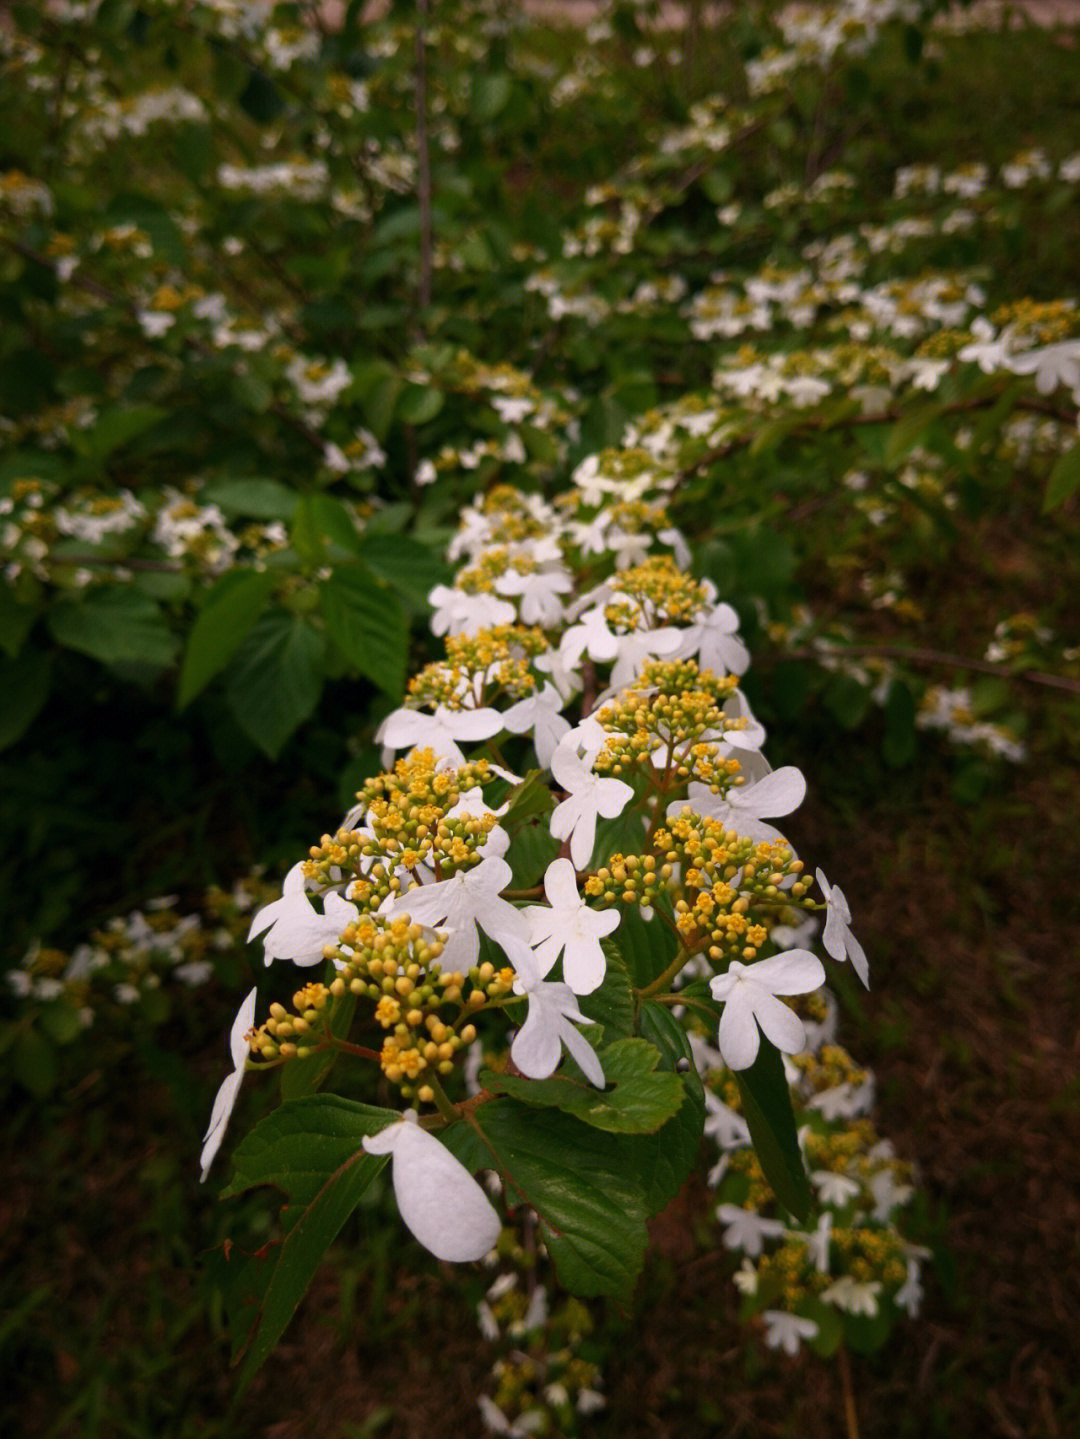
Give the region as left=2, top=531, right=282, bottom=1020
left=676, top=765, right=806, bottom=845
left=761, top=1310, right=819, bottom=1355
left=391, top=854, right=528, bottom=971
left=500, top=683, right=572, bottom=769
left=812, top=1168, right=862, bottom=1207
left=708, top=949, right=826, bottom=1070
left=716, top=1203, right=789, bottom=1257
left=815, top=868, right=869, bottom=988
left=506, top=939, right=606, bottom=1088
left=248, top=862, right=358, bottom=967
left=549, top=738, right=633, bottom=870
left=524, top=857, right=621, bottom=995
left=677, top=588, right=750, bottom=676
left=822, top=1275, right=882, bottom=1317
left=377, top=703, right=504, bottom=769
left=428, top=584, right=515, bottom=637
left=362, top=1113, right=501, bottom=1262
left=495, top=565, right=574, bottom=628
left=200, top=986, right=257, bottom=1181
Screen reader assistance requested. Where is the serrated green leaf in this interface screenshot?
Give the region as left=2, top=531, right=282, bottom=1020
left=48, top=588, right=179, bottom=669
left=318, top=568, right=407, bottom=696
left=354, top=533, right=451, bottom=611
left=627, top=1072, right=705, bottom=1216
left=590, top=806, right=646, bottom=869
left=446, top=1100, right=648, bottom=1301
left=580, top=943, right=634, bottom=1038
left=507, top=822, right=560, bottom=890
left=292, top=495, right=365, bottom=561
left=178, top=570, right=277, bottom=708
left=480, top=1039, right=684, bottom=1133
left=220, top=1096, right=396, bottom=1385
left=224, top=612, right=327, bottom=757
left=500, top=769, right=556, bottom=829
left=1043, top=441, right=1080, bottom=511
left=734, top=1040, right=812, bottom=1222
left=613, top=905, right=678, bottom=988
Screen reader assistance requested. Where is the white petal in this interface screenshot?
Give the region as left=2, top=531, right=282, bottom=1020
left=559, top=1016, right=606, bottom=1088
left=738, top=767, right=806, bottom=818
left=746, top=949, right=825, bottom=995
left=511, top=996, right=563, bottom=1079
left=717, top=993, right=760, bottom=1070
left=543, top=856, right=579, bottom=910
left=752, top=990, right=809, bottom=1056
left=362, top=1120, right=501, bottom=1262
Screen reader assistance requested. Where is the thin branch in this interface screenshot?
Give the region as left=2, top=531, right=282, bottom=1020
left=776, top=641, right=1080, bottom=695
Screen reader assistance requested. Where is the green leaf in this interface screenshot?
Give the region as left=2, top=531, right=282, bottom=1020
left=395, top=383, right=444, bottom=426
left=590, top=806, right=646, bottom=868
left=279, top=993, right=357, bottom=1102
left=292, top=495, right=365, bottom=561
left=472, top=71, right=512, bottom=123
left=500, top=769, right=556, bottom=829
left=203, top=477, right=298, bottom=522
left=480, top=1039, right=684, bottom=1134
left=613, top=904, right=678, bottom=988
left=221, top=1096, right=397, bottom=1383
left=734, top=1040, right=812, bottom=1222
left=0, top=584, right=35, bottom=659
left=882, top=679, right=916, bottom=768
left=506, top=822, right=560, bottom=890
left=0, top=648, right=51, bottom=750
left=354, top=534, right=451, bottom=611
left=12, top=1027, right=56, bottom=1097
left=628, top=1072, right=705, bottom=1216
left=76, top=404, right=167, bottom=461
left=446, top=1100, right=649, bottom=1301
left=1043, top=442, right=1080, bottom=512
left=580, top=943, right=635, bottom=1038
left=318, top=568, right=407, bottom=696
left=178, top=570, right=277, bottom=708
left=48, top=588, right=179, bottom=669
left=224, top=612, right=327, bottom=757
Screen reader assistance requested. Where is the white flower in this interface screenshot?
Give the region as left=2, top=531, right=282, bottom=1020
left=500, top=683, right=572, bottom=769
left=678, top=594, right=750, bottom=676
left=708, top=950, right=826, bottom=1070
left=200, top=987, right=257, bottom=1181
left=812, top=1169, right=862, bottom=1207
left=815, top=869, right=869, bottom=988
left=549, top=739, right=633, bottom=869
left=248, top=863, right=358, bottom=967
left=716, top=1203, right=788, bottom=1256
left=506, top=939, right=606, bottom=1088
left=362, top=1114, right=501, bottom=1262
left=803, top=1211, right=832, bottom=1274
left=732, top=1257, right=759, bottom=1295
left=428, top=584, right=516, bottom=637
left=761, top=1310, right=819, bottom=1355
left=703, top=1087, right=751, bottom=1150
left=676, top=765, right=806, bottom=845
left=377, top=703, right=504, bottom=769
left=495, top=565, right=574, bottom=627
left=822, top=1275, right=882, bottom=1317
left=524, top=857, right=621, bottom=995
left=391, top=855, right=528, bottom=971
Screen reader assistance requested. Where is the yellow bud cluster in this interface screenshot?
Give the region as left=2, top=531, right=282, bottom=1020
left=758, top=1238, right=830, bottom=1305
left=603, top=554, right=710, bottom=628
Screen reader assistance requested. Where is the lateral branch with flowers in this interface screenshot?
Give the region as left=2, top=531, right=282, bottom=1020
left=204, top=466, right=901, bottom=1383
